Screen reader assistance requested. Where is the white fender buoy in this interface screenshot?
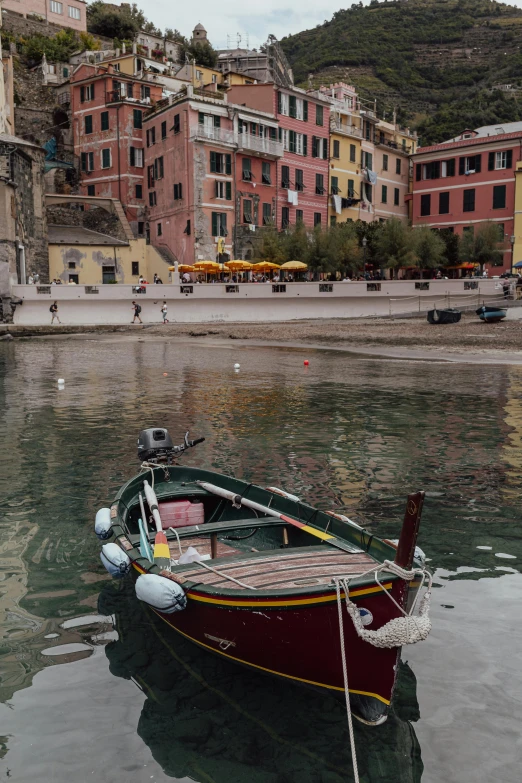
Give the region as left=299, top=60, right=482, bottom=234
left=95, top=507, right=112, bottom=540
left=100, top=543, right=130, bottom=578
left=135, top=573, right=187, bottom=613
left=234, top=363, right=240, bottom=369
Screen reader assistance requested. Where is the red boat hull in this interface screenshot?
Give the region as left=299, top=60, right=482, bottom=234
left=133, top=563, right=406, bottom=723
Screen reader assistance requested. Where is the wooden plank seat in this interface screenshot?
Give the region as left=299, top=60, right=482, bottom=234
left=175, top=546, right=376, bottom=590
left=168, top=536, right=242, bottom=560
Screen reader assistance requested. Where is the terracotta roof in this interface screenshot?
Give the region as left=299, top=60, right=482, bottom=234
left=418, top=129, right=522, bottom=155
left=48, top=225, right=129, bottom=246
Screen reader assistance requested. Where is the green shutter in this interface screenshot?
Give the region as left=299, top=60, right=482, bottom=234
left=199, top=112, right=204, bottom=124
left=130, top=147, right=135, bottom=166
left=225, top=154, right=232, bottom=175
left=323, top=139, right=328, bottom=159
left=348, top=179, right=354, bottom=197
left=226, top=182, right=231, bottom=200
left=488, top=152, right=495, bottom=171
left=507, top=149, right=513, bottom=168
left=312, top=136, right=317, bottom=157
left=303, top=134, right=307, bottom=156
left=214, top=115, right=221, bottom=128
left=277, top=92, right=282, bottom=114
left=212, top=212, right=218, bottom=236
left=210, top=151, right=217, bottom=172
left=303, top=100, right=308, bottom=121
left=289, top=95, right=297, bottom=118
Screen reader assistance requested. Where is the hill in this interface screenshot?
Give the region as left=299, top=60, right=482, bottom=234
left=280, top=0, right=522, bottom=145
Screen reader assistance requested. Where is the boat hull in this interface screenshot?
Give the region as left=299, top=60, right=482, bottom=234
left=132, top=562, right=405, bottom=724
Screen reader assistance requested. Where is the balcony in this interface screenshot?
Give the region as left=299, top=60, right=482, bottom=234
left=105, top=90, right=152, bottom=106
left=330, top=119, right=362, bottom=139
left=237, top=132, right=283, bottom=158
left=190, top=125, right=236, bottom=146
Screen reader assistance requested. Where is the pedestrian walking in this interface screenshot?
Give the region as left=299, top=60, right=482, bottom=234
left=161, top=301, right=169, bottom=324
left=50, top=301, right=61, bottom=324
left=131, top=300, right=143, bottom=323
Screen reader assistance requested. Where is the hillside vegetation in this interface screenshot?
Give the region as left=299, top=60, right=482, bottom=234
left=280, top=0, right=522, bottom=144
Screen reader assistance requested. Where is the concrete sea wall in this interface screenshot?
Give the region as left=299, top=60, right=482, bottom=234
left=11, top=279, right=501, bottom=326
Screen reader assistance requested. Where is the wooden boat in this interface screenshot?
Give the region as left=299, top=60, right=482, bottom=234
left=476, top=304, right=507, bottom=323
left=427, top=308, right=461, bottom=324
left=95, top=429, right=432, bottom=726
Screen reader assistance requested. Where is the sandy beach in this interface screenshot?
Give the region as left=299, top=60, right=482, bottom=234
left=4, top=314, right=522, bottom=362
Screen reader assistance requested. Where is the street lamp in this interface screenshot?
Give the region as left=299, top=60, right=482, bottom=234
left=362, top=236, right=367, bottom=277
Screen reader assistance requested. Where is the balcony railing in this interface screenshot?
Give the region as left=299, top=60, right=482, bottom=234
left=190, top=125, right=236, bottom=145
left=330, top=119, right=362, bottom=138
left=105, top=90, right=152, bottom=106
left=237, top=132, right=283, bottom=158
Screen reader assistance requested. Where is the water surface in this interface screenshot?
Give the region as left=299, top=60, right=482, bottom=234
left=0, top=337, right=521, bottom=782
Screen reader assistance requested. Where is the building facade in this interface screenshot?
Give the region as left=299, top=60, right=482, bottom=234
left=141, top=87, right=283, bottom=264
left=2, top=0, right=87, bottom=32
left=71, top=63, right=163, bottom=235
left=411, top=123, right=522, bottom=273
left=227, top=83, right=331, bottom=231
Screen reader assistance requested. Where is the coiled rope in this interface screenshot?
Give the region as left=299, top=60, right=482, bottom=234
left=333, top=560, right=433, bottom=783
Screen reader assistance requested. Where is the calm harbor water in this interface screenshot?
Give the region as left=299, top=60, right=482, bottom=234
left=0, top=336, right=521, bottom=783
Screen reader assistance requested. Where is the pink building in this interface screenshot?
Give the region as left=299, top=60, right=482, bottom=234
left=227, top=83, right=331, bottom=230
left=3, top=0, right=87, bottom=32
left=142, top=87, right=283, bottom=263
left=71, top=63, right=162, bottom=234
left=411, top=123, right=522, bottom=273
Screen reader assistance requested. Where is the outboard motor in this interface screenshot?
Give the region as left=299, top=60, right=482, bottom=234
left=137, top=428, right=174, bottom=462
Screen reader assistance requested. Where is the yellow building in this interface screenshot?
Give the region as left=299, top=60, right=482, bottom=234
left=315, top=84, right=362, bottom=226
left=48, top=226, right=173, bottom=284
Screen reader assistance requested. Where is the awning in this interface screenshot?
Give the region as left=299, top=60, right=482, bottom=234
left=514, top=261, right=522, bottom=268
left=238, top=113, right=278, bottom=129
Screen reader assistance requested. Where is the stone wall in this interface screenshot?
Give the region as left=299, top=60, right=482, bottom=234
left=13, top=146, right=48, bottom=282
left=46, top=205, right=129, bottom=242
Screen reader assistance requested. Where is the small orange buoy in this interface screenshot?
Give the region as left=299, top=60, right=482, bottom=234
left=304, top=360, right=309, bottom=366
left=163, top=372, right=168, bottom=376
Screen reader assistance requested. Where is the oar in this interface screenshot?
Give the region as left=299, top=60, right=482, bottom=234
left=196, top=481, right=363, bottom=554
left=143, top=480, right=171, bottom=570
left=138, top=493, right=153, bottom=561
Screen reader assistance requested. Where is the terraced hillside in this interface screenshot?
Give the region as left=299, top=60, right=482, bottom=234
left=280, top=0, right=522, bottom=144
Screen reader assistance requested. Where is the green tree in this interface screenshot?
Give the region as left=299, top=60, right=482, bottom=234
left=179, top=40, right=218, bottom=68
left=412, top=225, right=446, bottom=275
left=374, top=218, right=415, bottom=278
left=254, top=227, right=286, bottom=264
left=439, top=228, right=460, bottom=267
left=459, top=221, right=504, bottom=272
left=87, top=1, right=144, bottom=40
left=329, top=222, right=362, bottom=277
left=307, top=226, right=337, bottom=278
left=281, top=221, right=309, bottom=264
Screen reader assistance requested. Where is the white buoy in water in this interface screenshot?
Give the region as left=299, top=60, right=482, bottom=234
left=58, top=378, right=65, bottom=384
left=234, top=363, right=240, bottom=369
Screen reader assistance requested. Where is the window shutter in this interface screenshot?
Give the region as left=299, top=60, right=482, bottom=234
left=459, top=157, right=465, bottom=175
left=416, top=163, right=421, bottom=181
left=303, top=100, right=308, bottom=121
left=91, top=83, right=95, bottom=99
left=210, top=151, right=216, bottom=172
left=212, top=213, right=218, bottom=236
left=277, top=92, right=282, bottom=114
left=226, top=182, right=231, bottom=200
left=81, top=152, right=86, bottom=171
left=474, top=154, right=481, bottom=173
left=289, top=95, right=296, bottom=118
left=303, top=134, right=307, bottom=156
left=507, top=149, right=513, bottom=168
left=488, top=151, right=495, bottom=171
left=312, top=136, right=318, bottom=158
left=179, top=183, right=182, bottom=200
left=447, top=158, right=455, bottom=177
left=130, top=147, right=135, bottom=166
left=226, top=154, right=232, bottom=175
left=323, top=139, right=328, bottom=160
left=80, top=86, right=85, bottom=103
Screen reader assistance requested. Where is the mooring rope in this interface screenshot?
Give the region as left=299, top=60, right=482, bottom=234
left=335, top=580, right=360, bottom=783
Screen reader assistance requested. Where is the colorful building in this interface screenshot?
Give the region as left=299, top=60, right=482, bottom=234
left=227, top=83, right=331, bottom=230
left=71, top=63, right=162, bottom=235
left=411, top=122, right=522, bottom=273
left=141, top=86, right=283, bottom=264
left=2, top=0, right=87, bottom=31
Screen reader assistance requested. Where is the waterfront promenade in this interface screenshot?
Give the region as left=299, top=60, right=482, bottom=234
left=11, top=279, right=501, bottom=326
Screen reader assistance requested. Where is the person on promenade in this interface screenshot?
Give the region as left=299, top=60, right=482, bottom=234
left=161, top=301, right=169, bottom=324
left=50, top=301, right=61, bottom=324
left=131, top=301, right=143, bottom=323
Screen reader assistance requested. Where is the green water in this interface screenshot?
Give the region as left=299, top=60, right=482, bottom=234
left=0, top=336, right=521, bottom=782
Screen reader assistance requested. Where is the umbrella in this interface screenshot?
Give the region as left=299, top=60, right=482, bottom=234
left=176, top=265, right=195, bottom=273
left=280, top=261, right=308, bottom=270
left=194, top=261, right=220, bottom=270
left=252, top=262, right=281, bottom=272
left=227, top=260, right=252, bottom=270
left=514, top=261, right=522, bottom=269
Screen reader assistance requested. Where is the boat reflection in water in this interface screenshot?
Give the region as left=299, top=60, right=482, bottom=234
left=100, top=582, right=423, bottom=783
